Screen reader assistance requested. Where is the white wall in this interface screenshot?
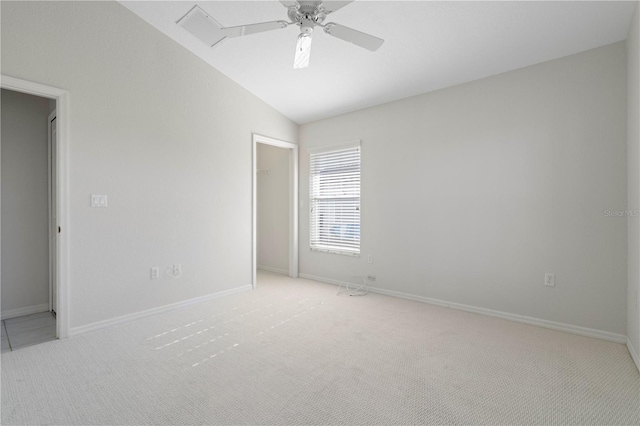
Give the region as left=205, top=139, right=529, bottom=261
left=627, top=3, right=640, bottom=364
left=257, top=143, right=289, bottom=273
left=299, top=42, right=628, bottom=336
left=1, top=89, right=51, bottom=316
left=0, top=1, right=297, bottom=330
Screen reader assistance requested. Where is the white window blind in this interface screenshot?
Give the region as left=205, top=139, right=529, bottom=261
left=309, top=141, right=360, bottom=255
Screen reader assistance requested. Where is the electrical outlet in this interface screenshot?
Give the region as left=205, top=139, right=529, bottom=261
left=173, top=264, right=182, bottom=277
left=150, top=267, right=160, bottom=279
left=367, top=255, right=373, bottom=264
left=367, top=275, right=376, bottom=282
left=544, top=273, right=555, bottom=287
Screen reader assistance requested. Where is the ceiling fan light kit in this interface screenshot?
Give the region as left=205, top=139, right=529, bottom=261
left=294, top=34, right=313, bottom=69
left=294, top=18, right=315, bottom=68
left=208, top=0, right=384, bottom=69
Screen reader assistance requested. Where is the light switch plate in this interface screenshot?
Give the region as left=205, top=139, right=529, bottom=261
left=91, top=194, right=107, bottom=207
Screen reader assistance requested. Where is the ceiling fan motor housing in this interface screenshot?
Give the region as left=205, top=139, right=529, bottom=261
left=289, top=1, right=328, bottom=26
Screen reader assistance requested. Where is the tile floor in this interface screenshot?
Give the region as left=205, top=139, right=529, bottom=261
left=1, top=311, right=56, bottom=353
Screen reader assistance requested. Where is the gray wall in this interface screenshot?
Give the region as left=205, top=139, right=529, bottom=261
left=299, top=42, right=628, bottom=336
left=257, top=143, right=289, bottom=273
left=1, top=89, right=51, bottom=316
left=627, top=3, right=640, bottom=363
left=1, top=1, right=298, bottom=330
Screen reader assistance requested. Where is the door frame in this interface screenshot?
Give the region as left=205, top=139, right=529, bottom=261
left=1, top=75, right=70, bottom=338
left=252, top=134, right=298, bottom=288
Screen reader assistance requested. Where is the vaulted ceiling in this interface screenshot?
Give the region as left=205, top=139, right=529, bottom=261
left=122, top=1, right=636, bottom=124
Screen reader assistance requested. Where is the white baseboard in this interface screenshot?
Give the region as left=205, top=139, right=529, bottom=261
left=299, top=273, right=627, bottom=344
left=299, top=274, right=367, bottom=290
left=69, top=285, right=252, bottom=336
left=628, top=339, right=640, bottom=373
left=1, top=303, right=49, bottom=320
left=257, top=265, right=288, bottom=275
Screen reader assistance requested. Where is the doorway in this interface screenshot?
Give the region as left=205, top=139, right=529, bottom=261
left=252, top=134, right=298, bottom=288
left=1, top=89, right=56, bottom=350
left=1, top=75, right=69, bottom=339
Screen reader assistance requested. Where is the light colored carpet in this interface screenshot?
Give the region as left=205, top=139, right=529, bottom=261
left=1, top=271, right=639, bottom=425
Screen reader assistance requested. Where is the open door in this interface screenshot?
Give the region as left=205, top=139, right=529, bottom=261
left=48, top=111, right=57, bottom=315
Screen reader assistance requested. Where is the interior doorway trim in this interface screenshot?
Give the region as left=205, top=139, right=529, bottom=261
left=1, top=75, right=70, bottom=338
left=252, top=134, right=298, bottom=288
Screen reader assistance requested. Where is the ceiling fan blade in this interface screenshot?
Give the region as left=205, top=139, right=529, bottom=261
left=322, top=1, right=355, bottom=14
left=279, top=1, right=298, bottom=8
left=221, top=21, right=289, bottom=38
left=323, top=23, right=384, bottom=51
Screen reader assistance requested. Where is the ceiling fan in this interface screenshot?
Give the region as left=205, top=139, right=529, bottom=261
left=220, top=1, right=384, bottom=69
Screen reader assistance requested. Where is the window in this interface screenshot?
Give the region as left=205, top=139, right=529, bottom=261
left=309, top=141, right=360, bottom=256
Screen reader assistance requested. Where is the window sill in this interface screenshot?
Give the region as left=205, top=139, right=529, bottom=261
left=311, top=247, right=360, bottom=257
